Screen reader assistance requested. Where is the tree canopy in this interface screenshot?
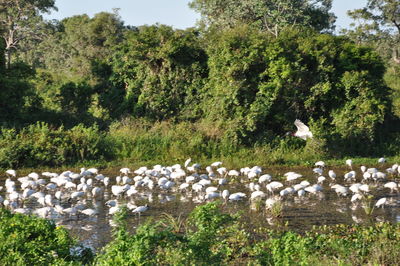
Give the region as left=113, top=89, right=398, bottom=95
left=0, top=0, right=57, bottom=67
left=346, top=0, right=400, bottom=63
left=188, top=0, right=336, bottom=36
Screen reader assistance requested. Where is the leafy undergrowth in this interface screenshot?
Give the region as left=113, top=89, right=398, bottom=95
left=0, top=208, right=93, bottom=265
left=2, top=203, right=400, bottom=265
left=2, top=119, right=400, bottom=170
left=95, top=202, right=400, bottom=265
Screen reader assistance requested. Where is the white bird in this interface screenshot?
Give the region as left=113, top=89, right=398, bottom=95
left=108, top=205, right=121, bottom=215
left=346, top=159, right=353, bottom=169
left=221, top=190, right=230, bottom=201
left=313, top=168, right=323, bottom=175
left=251, top=191, right=266, bottom=200
left=331, top=184, right=348, bottom=196
left=179, top=183, right=190, bottom=191
left=359, top=184, right=370, bottom=193
left=266, top=182, right=284, bottom=193
left=80, top=208, right=97, bottom=216
left=258, top=174, right=272, bottom=184
left=92, top=187, right=104, bottom=199
left=55, top=191, right=62, bottom=201
left=378, top=157, right=386, bottom=164
left=6, top=169, right=16, bottom=177
left=328, top=170, right=336, bottom=181
left=205, top=186, right=218, bottom=194
left=315, top=161, right=325, bottom=168
left=228, top=170, right=240, bottom=177
left=280, top=187, right=294, bottom=197
left=120, top=168, right=131, bottom=175
left=375, top=197, right=387, bottom=208
left=305, top=184, right=322, bottom=194
left=384, top=182, right=398, bottom=193
left=349, top=183, right=362, bottom=194
left=293, top=119, right=313, bottom=140
left=317, top=176, right=326, bottom=184
left=229, top=192, right=246, bottom=201
left=205, top=192, right=220, bottom=200
left=211, top=161, right=223, bottom=167
left=86, top=168, right=99, bottom=175
left=297, top=189, right=306, bottom=197
left=344, top=171, right=356, bottom=182
left=360, top=165, right=367, bottom=173
left=184, top=158, right=191, bottom=168
left=351, top=193, right=363, bottom=203
left=132, top=205, right=149, bottom=218
left=284, top=172, right=302, bottom=182
left=28, top=172, right=39, bottom=180
left=70, top=191, right=85, bottom=200
left=218, top=178, right=228, bottom=186
left=217, top=167, right=227, bottom=176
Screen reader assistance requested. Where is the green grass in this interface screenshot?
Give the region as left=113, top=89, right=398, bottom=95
left=1, top=118, right=400, bottom=171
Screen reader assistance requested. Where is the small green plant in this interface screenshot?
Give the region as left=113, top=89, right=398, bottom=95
left=362, top=194, right=375, bottom=215
left=268, top=200, right=283, bottom=218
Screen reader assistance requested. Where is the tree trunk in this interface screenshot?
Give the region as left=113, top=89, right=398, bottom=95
left=5, top=48, right=11, bottom=69
left=393, top=49, right=400, bottom=65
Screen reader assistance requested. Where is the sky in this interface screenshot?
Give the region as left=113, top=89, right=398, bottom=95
left=43, top=0, right=368, bottom=31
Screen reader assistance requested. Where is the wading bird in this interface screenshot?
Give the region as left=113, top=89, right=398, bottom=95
left=293, top=119, right=313, bottom=140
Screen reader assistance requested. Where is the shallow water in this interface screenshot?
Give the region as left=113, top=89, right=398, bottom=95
left=1, top=164, right=399, bottom=250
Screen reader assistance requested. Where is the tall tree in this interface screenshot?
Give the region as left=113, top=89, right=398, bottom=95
left=188, top=0, right=336, bottom=36
left=346, top=0, right=400, bottom=64
left=35, top=12, right=125, bottom=80
left=0, top=0, right=56, bottom=68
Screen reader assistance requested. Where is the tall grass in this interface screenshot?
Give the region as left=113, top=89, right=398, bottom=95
left=1, top=118, right=399, bottom=169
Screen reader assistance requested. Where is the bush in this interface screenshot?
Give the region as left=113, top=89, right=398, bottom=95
left=0, top=208, right=92, bottom=265
left=202, top=27, right=390, bottom=150
left=0, top=122, right=110, bottom=168
left=95, top=201, right=249, bottom=265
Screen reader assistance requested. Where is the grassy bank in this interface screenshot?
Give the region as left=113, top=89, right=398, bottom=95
left=1, top=119, right=399, bottom=171
left=1, top=202, right=400, bottom=265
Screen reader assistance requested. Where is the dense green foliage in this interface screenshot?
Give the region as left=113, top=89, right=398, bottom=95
left=0, top=0, right=57, bottom=67
left=0, top=1, right=399, bottom=168
left=111, top=25, right=207, bottom=120
left=0, top=28, right=398, bottom=167
left=95, top=202, right=248, bottom=265
left=1, top=202, right=400, bottom=265
left=188, top=0, right=336, bottom=35
left=202, top=27, right=390, bottom=150
left=0, top=122, right=108, bottom=168
left=94, top=202, right=400, bottom=265
left=0, top=208, right=92, bottom=265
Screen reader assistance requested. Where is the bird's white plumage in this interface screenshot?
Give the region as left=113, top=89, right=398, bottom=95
left=294, top=119, right=313, bottom=140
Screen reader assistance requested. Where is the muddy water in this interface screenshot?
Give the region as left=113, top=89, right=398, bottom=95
left=1, top=164, right=399, bottom=250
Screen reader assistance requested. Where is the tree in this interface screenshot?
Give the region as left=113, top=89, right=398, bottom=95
left=188, top=0, right=336, bottom=36
left=31, top=12, right=125, bottom=81
left=201, top=26, right=389, bottom=148
left=110, top=25, right=207, bottom=120
left=346, top=0, right=400, bottom=64
left=0, top=0, right=57, bottom=68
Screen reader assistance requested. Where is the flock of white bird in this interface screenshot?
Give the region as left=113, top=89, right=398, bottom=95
left=0, top=157, right=398, bottom=228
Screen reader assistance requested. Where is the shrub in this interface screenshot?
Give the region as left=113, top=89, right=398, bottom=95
left=95, top=201, right=249, bottom=265
left=0, top=208, right=92, bottom=265
left=0, top=122, right=110, bottom=168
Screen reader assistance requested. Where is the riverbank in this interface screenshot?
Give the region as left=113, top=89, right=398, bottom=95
left=1, top=119, right=399, bottom=171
